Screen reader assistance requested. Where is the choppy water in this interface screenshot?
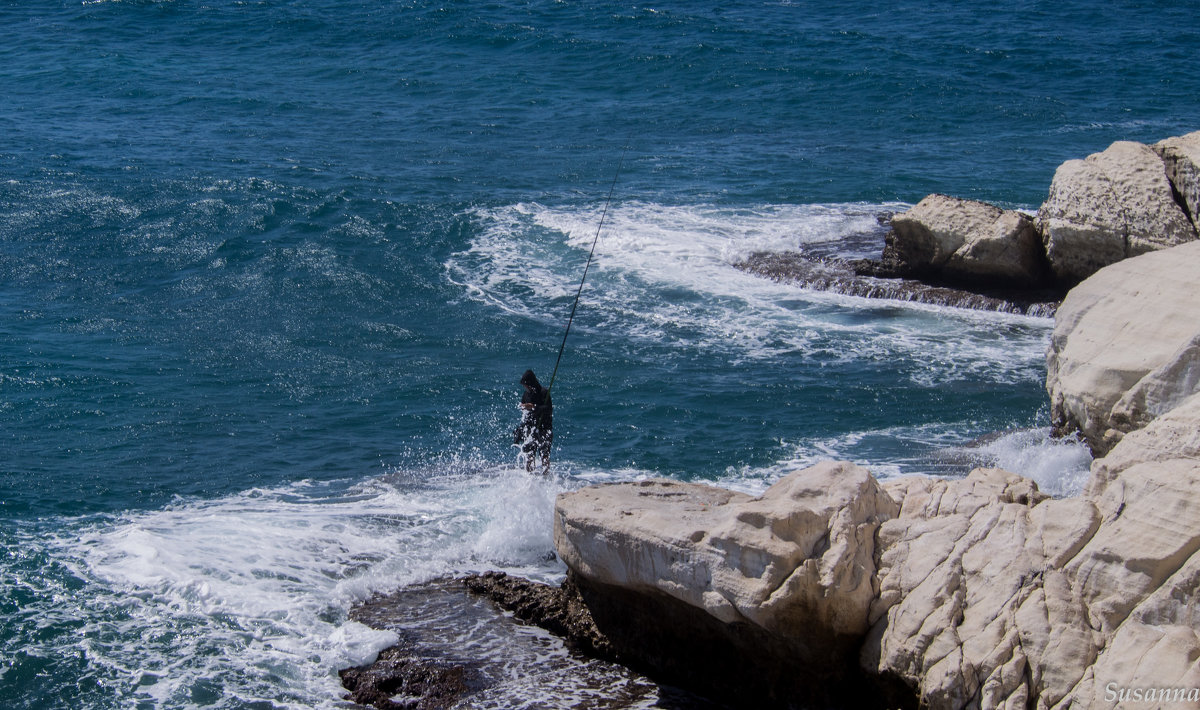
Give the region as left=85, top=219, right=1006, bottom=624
left=3, top=1, right=1197, bottom=707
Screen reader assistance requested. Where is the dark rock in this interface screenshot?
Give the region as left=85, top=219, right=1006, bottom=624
left=569, top=573, right=917, bottom=710
left=460, top=571, right=615, bottom=661
left=340, top=576, right=726, bottom=709
left=339, top=645, right=475, bottom=710
left=734, top=250, right=1063, bottom=317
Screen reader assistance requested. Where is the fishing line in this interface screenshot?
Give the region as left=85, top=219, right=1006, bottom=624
left=546, top=146, right=628, bottom=394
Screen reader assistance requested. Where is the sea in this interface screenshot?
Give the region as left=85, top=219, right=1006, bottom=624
left=2, top=1, right=1198, bottom=708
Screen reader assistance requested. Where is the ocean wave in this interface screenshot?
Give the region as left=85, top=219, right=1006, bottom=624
left=448, top=200, right=1051, bottom=385
left=709, top=423, right=1092, bottom=497
left=10, top=469, right=568, bottom=709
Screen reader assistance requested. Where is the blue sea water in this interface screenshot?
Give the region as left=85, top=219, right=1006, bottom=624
left=2, top=1, right=1198, bottom=707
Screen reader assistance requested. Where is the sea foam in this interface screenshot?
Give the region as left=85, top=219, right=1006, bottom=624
left=36, top=470, right=568, bottom=709
left=449, top=200, right=1052, bottom=386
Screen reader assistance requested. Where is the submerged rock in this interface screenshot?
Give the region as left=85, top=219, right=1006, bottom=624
left=340, top=577, right=722, bottom=710
left=340, top=644, right=474, bottom=710
left=461, top=571, right=615, bottom=661
left=734, top=250, right=1061, bottom=317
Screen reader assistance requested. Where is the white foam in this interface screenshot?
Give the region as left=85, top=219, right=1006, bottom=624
left=42, top=470, right=570, bottom=709
left=973, top=429, right=1093, bottom=498
left=710, top=426, right=1094, bottom=498
left=24, top=429, right=1088, bottom=708
left=448, top=201, right=1051, bottom=384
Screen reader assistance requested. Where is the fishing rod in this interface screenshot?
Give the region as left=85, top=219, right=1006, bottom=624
left=546, top=146, right=628, bottom=395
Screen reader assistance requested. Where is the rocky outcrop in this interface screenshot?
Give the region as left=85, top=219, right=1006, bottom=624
left=1037, top=140, right=1198, bottom=283
left=556, top=454, right=1200, bottom=708
left=1153, top=131, right=1200, bottom=227
left=732, top=132, right=1200, bottom=311
left=552, top=242, right=1200, bottom=709
left=340, top=645, right=472, bottom=710
left=461, top=571, right=615, bottom=659
left=555, top=463, right=896, bottom=638
left=883, top=194, right=1048, bottom=288
left=1046, top=240, right=1200, bottom=456
left=554, top=463, right=911, bottom=708
left=733, top=250, right=1062, bottom=316
left=1061, top=393, right=1200, bottom=707
left=340, top=576, right=700, bottom=709
left=865, top=469, right=1095, bottom=709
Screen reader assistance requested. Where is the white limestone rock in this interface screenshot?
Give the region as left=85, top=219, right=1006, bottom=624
left=888, top=194, right=1046, bottom=287
left=552, top=209, right=1200, bottom=708
left=556, top=448, right=1200, bottom=709
left=1059, top=394, right=1200, bottom=707
left=553, top=461, right=898, bottom=638
left=867, top=429, right=1200, bottom=709
left=1045, top=240, right=1200, bottom=455
left=1037, top=140, right=1197, bottom=283
left=865, top=469, right=1101, bottom=708
left=1153, top=130, right=1200, bottom=228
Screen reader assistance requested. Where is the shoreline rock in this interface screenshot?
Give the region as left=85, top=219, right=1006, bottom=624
left=460, top=571, right=615, bottom=661
left=339, top=576, right=721, bottom=709
left=1046, top=240, right=1200, bottom=456
left=733, top=250, right=1063, bottom=316
left=738, top=132, right=1200, bottom=308
left=1038, top=140, right=1198, bottom=283
left=340, top=132, right=1200, bottom=709
left=553, top=464, right=916, bottom=709
left=547, top=240, right=1200, bottom=709
left=340, top=644, right=474, bottom=710
left=885, top=194, right=1049, bottom=288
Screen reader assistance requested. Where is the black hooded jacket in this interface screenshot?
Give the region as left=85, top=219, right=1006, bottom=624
left=519, top=370, right=553, bottom=433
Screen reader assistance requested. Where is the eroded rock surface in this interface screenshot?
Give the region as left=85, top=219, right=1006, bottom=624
left=554, top=463, right=911, bottom=708
left=556, top=448, right=1200, bottom=709
left=1046, top=240, right=1200, bottom=455
left=1153, top=130, right=1200, bottom=227
left=886, top=194, right=1047, bottom=288
left=1037, top=140, right=1197, bottom=283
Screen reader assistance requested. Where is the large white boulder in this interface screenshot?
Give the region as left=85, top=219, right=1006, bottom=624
left=554, top=461, right=898, bottom=639
left=888, top=194, right=1046, bottom=287
left=1046, top=240, right=1200, bottom=455
left=1037, top=140, right=1197, bottom=283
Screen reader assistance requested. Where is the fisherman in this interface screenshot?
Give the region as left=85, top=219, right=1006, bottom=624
left=515, top=369, right=553, bottom=475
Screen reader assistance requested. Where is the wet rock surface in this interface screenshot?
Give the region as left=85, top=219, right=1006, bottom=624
left=461, top=571, right=616, bottom=661
left=734, top=250, right=1063, bottom=316
left=340, top=645, right=475, bottom=710
left=340, top=576, right=724, bottom=710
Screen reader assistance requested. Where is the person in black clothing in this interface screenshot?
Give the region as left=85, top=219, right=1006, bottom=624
left=515, top=369, right=553, bottom=475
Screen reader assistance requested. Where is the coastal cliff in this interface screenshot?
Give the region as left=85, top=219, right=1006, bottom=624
left=550, top=133, right=1200, bottom=707
left=553, top=235, right=1200, bottom=708
left=340, top=133, right=1200, bottom=708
